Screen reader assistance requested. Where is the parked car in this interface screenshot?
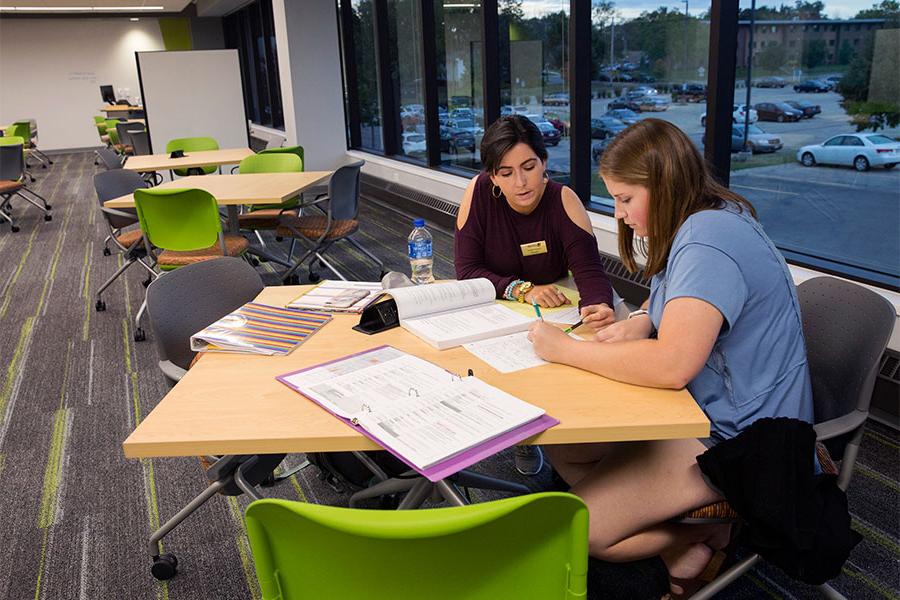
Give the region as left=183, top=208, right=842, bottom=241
left=590, top=116, right=627, bottom=139
left=672, top=82, right=707, bottom=102
left=608, top=96, right=641, bottom=111
left=603, top=108, right=640, bottom=125
left=700, top=104, right=757, bottom=127
left=439, top=126, right=475, bottom=155
left=449, top=108, right=475, bottom=120
left=793, top=79, right=830, bottom=93
left=824, top=75, right=842, bottom=89
left=755, top=76, right=786, bottom=88
left=784, top=100, right=821, bottom=118
left=797, top=133, right=900, bottom=171
left=446, top=117, right=483, bottom=136
left=535, top=121, right=561, bottom=146
left=634, top=73, right=657, bottom=83
left=544, top=92, right=569, bottom=106
left=638, top=96, right=669, bottom=112
left=631, top=85, right=658, bottom=96
left=754, top=101, right=803, bottom=122
left=591, top=137, right=612, bottom=162
left=543, top=112, right=569, bottom=134
left=401, top=132, right=426, bottom=156
left=702, top=124, right=782, bottom=153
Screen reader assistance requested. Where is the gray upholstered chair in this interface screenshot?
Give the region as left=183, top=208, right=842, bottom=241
left=97, top=147, right=123, bottom=170
left=143, top=257, right=292, bottom=582
left=276, top=160, right=385, bottom=283
left=0, top=136, right=52, bottom=231
left=684, top=276, right=896, bottom=600
left=92, top=170, right=155, bottom=312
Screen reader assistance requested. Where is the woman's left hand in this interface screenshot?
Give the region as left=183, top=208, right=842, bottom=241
left=527, top=321, right=574, bottom=362
left=580, top=304, right=615, bottom=331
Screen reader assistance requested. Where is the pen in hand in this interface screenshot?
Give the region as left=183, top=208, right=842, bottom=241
left=563, top=319, right=583, bottom=334
left=532, top=300, right=543, bottom=321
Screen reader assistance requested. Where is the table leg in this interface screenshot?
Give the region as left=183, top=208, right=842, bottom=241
left=226, top=205, right=240, bottom=234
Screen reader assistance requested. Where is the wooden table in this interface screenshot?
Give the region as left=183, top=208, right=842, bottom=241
left=123, top=286, right=709, bottom=459
left=105, top=171, right=332, bottom=233
left=100, top=104, right=143, bottom=114
left=122, top=148, right=255, bottom=174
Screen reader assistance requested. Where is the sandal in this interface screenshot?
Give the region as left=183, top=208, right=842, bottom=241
left=661, top=550, right=727, bottom=599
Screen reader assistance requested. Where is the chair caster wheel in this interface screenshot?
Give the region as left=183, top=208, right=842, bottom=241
left=142, top=277, right=152, bottom=288
left=379, top=270, right=389, bottom=279
left=151, top=553, right=178, bottom=580
left=44, top=215, right=52, bottom=222
left=96, top=300, right=106, bottom=312
left=308, top=272, right=321, bottom=283
left=134, top=328, right=146, bottom=342
left=11, top=225, right=19, bottom=233
left=45, top=204, right=52, bottom=209
left=284, top=274, right=300, bottom=285
left=258, top=256, right=268, bottom=263
left=248, top=257, right=260, bottom=267
left=103, top=247, right=111, bottom=256
left=42, top=165, right=47, bottom=169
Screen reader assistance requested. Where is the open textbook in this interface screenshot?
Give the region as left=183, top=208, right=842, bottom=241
left=387, top=278, right=534, bottom=349
left=277, top=345, right=558, bottom=481
left=287, top=280, right=385, bottom=314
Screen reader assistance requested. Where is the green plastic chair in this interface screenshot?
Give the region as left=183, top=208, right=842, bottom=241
left=259, top=144, right=304, bottom=169
left=105, top=119, right=122, bottom=147
left=237, top=153, right=303, bottom=232
left=165, top=137, right=220, bottom=176
left=244, top=492, right=589, bottom=600
left=133, top=187, right=249, bottom=272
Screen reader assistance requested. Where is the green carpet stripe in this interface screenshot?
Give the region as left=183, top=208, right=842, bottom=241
left=122, top=319, right=133, bottom=374
left=141, top=458, right=161, bottom=532
left=852, top=517, right=900, bottom=555
left=38, top=407, right=70, bottom=529
left=131, top=372, right=141, bottom=426
left=81, top=242, right=92, bottom=342
left=0, top=317, right=35, bottom=426
left=34, top=200, right=75, bottom=314
left=856, top=463, right=900, bottom=494
left=32, top=528, right=50, bottom=600
left=227, top=496, right=263, bottom=600
left=0, top=220, right=41, bottom=318
left=0, top=453, right=5, bottom=480
left=865, top=429, right=900, bottom=450
left=289, top=474, right=308, bottom=502
left=841, top=564, right=900, bottom=600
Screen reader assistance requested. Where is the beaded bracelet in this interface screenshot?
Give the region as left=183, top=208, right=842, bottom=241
left=504, top=279, right=524, bottom=301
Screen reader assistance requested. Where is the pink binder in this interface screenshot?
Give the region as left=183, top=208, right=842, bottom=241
left=276, top=345, right=559, bottom=482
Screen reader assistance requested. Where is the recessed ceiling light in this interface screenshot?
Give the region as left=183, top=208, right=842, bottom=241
left=130, top=17, right=139, bottom=21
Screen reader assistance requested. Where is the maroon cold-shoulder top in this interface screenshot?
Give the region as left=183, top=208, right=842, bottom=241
left=454, top=172, right=613, bottom=308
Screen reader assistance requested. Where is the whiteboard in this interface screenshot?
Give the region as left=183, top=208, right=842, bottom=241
left=136, top=49, right=248, bottom=154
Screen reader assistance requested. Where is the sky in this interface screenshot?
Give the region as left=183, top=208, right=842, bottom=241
left=515, top=0, right=878, bottom=21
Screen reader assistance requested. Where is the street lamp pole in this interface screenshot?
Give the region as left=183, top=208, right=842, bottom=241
left=743, top=0, right=756, bottom=153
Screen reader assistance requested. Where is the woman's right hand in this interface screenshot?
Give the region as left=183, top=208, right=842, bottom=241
left=525, top=284, right=571, bottom=308
left=593, top=314, right=654, bottom=343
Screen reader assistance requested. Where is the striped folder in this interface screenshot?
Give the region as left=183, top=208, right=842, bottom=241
left=190, top=302, right=332, bottom=356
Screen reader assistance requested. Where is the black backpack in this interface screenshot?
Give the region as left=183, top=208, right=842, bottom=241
left=307, top=451, right=411, bottom=506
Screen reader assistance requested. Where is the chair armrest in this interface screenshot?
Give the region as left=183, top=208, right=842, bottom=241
left=158, top=360, right=187, bottom=383
left=101, top=206, right=138, bottom=221
left=814, top=410, right=868, bottom=441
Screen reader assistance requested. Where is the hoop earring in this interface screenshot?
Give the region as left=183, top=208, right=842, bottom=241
left=492, top=185, right=502, bottom=199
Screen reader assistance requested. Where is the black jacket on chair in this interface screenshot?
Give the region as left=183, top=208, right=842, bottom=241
left=696, top=417, right=860, bottom=585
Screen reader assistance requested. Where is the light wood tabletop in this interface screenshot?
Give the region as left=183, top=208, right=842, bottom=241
left=122, top=285, right=709, bottom=459
left=122, top=148, right=255, bottom=173
left=104, top=172, right=333, bottom=209
left=100, top=105, right=143, bottom=112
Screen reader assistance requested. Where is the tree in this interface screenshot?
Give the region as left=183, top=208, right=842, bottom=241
left=837, top=35, right=875, bottom=101
left=837, top=40, right=856, bottom=65
left=756, top=43, right=787, bottom=72
left=801, top=39, right=827, bottom=69
left=855, top=0, right=900, bottom=25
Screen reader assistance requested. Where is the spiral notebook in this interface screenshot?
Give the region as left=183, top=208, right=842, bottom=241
left=277, top=345, right=558, bottom=481
left=191, top=303, right=331, bottom=356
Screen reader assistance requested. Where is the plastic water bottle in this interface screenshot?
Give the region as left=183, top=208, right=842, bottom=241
left=408, top=218, right=435, bottom=285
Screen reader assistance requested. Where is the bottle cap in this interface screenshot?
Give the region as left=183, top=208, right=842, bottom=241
left=413, top=218, right=425, bottom=228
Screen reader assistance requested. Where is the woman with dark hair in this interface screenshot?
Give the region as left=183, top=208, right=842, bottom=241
left=455, top=115, right=615, bottom=326
left=528, top=119, right=814, bottom=598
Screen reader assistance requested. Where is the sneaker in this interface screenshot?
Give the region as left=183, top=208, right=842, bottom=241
left=514, top=446, right=544, bottom=476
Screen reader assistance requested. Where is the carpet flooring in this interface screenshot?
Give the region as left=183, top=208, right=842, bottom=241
left=0, top=151, right=897, bottom=600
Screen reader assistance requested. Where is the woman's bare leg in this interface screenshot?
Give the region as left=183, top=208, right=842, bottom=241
left=544, top=442, right=616, bottom=487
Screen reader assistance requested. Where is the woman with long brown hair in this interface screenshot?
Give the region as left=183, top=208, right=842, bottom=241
left=528, top=119, right=814, bottom=598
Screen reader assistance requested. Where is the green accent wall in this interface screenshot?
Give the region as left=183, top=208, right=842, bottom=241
left=159, top=18, right=193, bottom=51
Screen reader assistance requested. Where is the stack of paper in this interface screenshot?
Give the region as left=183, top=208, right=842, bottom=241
left=191, top=303, right=331, bottom=356
left=286, top=280, right=385, bottom=314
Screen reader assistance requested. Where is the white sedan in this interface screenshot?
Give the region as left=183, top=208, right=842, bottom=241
left=700, top=104, right=757, bottom=127
left=797, top=133, right=900, bottom=171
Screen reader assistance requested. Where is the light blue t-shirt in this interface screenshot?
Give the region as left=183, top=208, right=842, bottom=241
left=648, top=204, right=813, bottom=441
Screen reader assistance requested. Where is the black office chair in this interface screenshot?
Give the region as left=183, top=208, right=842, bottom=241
left=0, top=137, right=52, bottom=231
left=92, top=170, right=155, bottom=312
left=276, top=160, right=385, bottom=283
left=143, top=257, right=297, bottom=580
left=97, top=147, right=123, bottom=170
left=681, top=276, right=896, bottom=600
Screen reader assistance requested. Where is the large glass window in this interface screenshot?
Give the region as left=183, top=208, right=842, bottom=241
left=350, top=0, right=384, bottom=151
left=223, top=0, right=284, bottom=130
left=391, top=0, right=427, bottom=161
left=499, top=1, right=570, bottom=184
left=732, top=1, right=899, bottom=289
left=589, top=2, right=711, bottom=208
left=436, top=0, right=484, bottom=169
